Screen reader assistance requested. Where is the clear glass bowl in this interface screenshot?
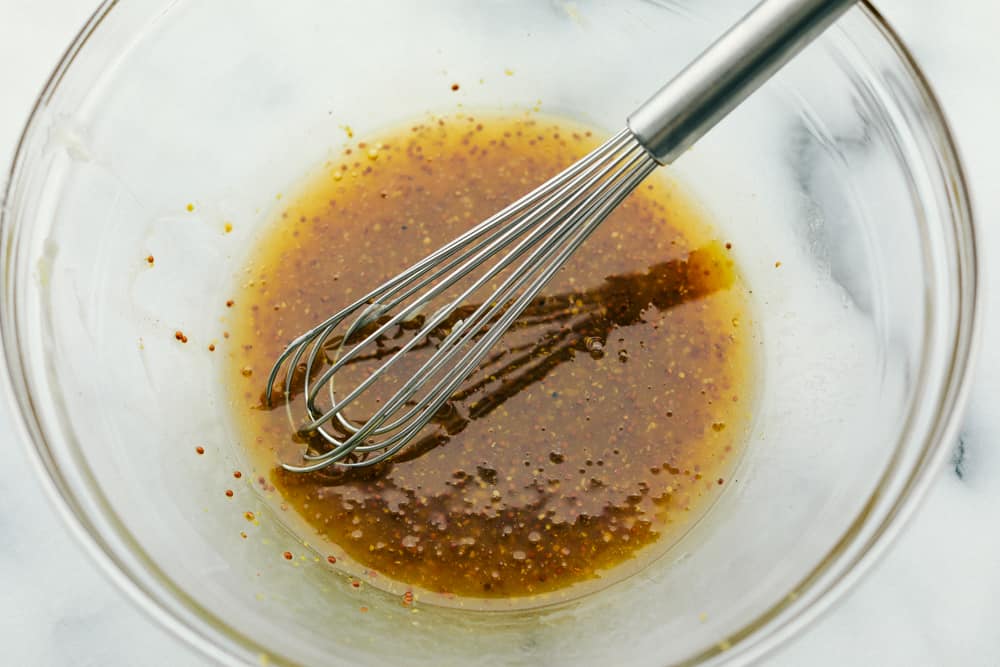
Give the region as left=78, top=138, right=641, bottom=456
left=0, top=1, right=978, bottom=665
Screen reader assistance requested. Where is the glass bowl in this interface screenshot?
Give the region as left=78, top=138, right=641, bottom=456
left=0, top=1, right=978, bottom=665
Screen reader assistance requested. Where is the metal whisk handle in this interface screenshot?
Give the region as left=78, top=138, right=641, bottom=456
left=268, top=0, right=860, bottom=472
left=628, top=0, right=855, bottom=164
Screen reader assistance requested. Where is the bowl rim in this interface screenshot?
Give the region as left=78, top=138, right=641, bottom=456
left=0, top=1, right=980, bottom=665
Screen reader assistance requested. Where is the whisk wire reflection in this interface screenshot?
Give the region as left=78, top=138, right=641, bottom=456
left=265, top=130, right=657, bottom=472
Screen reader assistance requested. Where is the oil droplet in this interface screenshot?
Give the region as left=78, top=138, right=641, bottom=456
left=584, top=336, right=605, bottom=359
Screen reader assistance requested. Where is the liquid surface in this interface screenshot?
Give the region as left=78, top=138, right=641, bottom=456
left=228, top=114, right=754, bottom=602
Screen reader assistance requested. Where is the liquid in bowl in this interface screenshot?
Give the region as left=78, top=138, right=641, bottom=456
left=227, top=112, right=757, bottom=607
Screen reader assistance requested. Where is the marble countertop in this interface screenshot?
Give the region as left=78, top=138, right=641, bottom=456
left=1, top=1, right=997, bottom=664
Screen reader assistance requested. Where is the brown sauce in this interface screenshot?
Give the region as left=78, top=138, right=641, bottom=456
left=227, top=113, right=755, bottom=601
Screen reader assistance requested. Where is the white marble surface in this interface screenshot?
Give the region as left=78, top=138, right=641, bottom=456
left=1, top=1, right=998, bottom=664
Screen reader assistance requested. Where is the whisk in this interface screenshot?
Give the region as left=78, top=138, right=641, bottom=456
left=265, top=0, right=854, bottom=472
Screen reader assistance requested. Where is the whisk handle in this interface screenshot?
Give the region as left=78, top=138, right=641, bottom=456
left=627, top=0, right=855, bottom=164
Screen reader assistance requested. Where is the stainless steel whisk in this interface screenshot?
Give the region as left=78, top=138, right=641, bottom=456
left=265, top=0, right=855, bottom=472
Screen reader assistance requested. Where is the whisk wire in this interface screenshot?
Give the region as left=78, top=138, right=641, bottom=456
left=270, top=129, right=657, bottom=472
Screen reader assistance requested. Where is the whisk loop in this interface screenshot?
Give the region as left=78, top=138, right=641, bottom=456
left=266, top=131, right=657, bottom=471
left=264, top=0, right=855, bottom=471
